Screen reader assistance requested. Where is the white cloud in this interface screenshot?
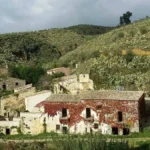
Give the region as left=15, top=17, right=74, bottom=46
left=0, top=0, right=150, bottom=33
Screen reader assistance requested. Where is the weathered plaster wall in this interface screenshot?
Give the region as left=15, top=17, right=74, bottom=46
left=25, top=91, right=51, bottom=112
left=0, top=77, right=25, bottom=91
left=54, top=74, right=93, bottom=94
left=0, top=87, right=36, bottom=116
left=0, top=119, right=20, bottom=135
left=40, top=99, right=141, bottom=135
left=20, top=112, right=45, bottom=135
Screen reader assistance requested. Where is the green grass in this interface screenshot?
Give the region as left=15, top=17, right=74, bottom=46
left=1, top=133, right=150, bottom=150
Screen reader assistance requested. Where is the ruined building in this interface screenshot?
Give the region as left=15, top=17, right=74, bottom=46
left=0, top=77, right=25, bottom=91
left=20, top=91, right=145, bottom=135
left=53, top=74, right=94, bottom=94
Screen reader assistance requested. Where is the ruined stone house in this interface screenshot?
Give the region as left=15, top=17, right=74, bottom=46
left=0, top=84, right=36, bottom=118
left=0, top=77, right=25, bottom=91
left=53, top=74, right=94, bottom=94
left=20, top=91, right=145, bottom=135
left=0, top=90, right=51, bottom=135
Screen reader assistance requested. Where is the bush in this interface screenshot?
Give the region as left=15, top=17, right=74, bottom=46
left=9, top=65, right=45, bottom=85
left=140, top=26, right=148, bottom=34
left=118, top=32, right=124, bottom=38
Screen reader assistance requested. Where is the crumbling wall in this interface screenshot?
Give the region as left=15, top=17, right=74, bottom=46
left=0, top=77, right=25, bottom=91
left=53, top=74, right=94, bottom=94
left=0, top=87, right=36, bottom=117
left=41, top=99, right=140, bottom=135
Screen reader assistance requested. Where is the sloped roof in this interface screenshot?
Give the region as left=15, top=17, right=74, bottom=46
left=45, top=94, right=80, bottom=102
left=45, top=91, right=144, bottom=103
left=80, top=90, right=144, bottom=101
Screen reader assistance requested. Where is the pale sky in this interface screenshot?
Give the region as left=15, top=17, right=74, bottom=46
left=0, top=0, right=150, bottom=33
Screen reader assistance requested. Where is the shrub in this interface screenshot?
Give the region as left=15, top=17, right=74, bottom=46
left=9, top=65, right=45, bottom=85
left=140, top=26, right=148, bottom=34
left=118, top=32, right=124, bottom=38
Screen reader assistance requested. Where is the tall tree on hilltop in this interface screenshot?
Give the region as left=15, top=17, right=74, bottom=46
left=120, top=11, right=132, bottom=25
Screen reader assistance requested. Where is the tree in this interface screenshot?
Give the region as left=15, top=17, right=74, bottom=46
left=120, top=11, right=132, bottom=25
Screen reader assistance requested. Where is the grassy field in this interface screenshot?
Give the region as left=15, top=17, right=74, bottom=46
left=1, top=133, right=150, bottom=150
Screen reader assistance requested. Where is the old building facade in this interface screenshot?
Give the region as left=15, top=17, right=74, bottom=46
left=53, top=74, right=94, bottom=94
left=0, top=77, right=26, bottom=91
left=20, top=91, right=145, bottom=135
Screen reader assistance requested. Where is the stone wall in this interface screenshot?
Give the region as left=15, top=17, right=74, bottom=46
left=0, top=87, right=36, bottom=117
left=0, top=77, right=25, bottom=91
left=25, top=97, right=142, bottom=135
left=0, top=118, right=20, bottom=135
left=20, top=98, right=142, bottom=135
left=53, top=74, right=94, bottom=94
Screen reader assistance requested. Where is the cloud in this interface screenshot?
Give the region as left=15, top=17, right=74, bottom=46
left=0, top=0, right=150, bottom=33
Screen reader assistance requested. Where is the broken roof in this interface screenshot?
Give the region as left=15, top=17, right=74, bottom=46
left=45, top=91, right=144, bottom=103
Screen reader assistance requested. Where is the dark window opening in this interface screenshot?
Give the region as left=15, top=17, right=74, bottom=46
left=90, top=128, right=93, bottom=134
left=62, top=108, right=67, bottom=117
left=118, top=111, right=123, bottom=122
left=15, top=82, right=19, bottom=86
left=8, top=112, right=9, bottom=118
left=112, top=127, right=118, bottom=135
left=86, top=108, right=91, bottom=118
left=94, top=123, right=99, bottom=129
left=4, top=113, right=7, bottom=117
left=2, top=84, right=6, bottom=90
left=123, top=128, right=130, bottom=135
left=85, top=128, right=87, bottom=133
left=62, top=127, right=67, bottom=134
left=56, top=125, right=60, bottom=131
left=4, top=106, right=7, bottom=110
left=6, top=128, right=10, bottom=135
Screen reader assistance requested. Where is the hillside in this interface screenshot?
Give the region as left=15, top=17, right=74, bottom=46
left=0, top=29, right=86, bottom=67
left=0, top=25, right=112, bottom=68
left=65, top=24, right=114, bottom=35
left=0, top=19, right=150, bottom=93
left=60, top=18, right=150, bottom=93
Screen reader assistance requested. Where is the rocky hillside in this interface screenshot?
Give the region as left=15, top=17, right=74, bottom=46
left=0, top=25, right=113, bottom=68
left=60, top=18, right=150, bottom=93
left=1, top=19, right=150, bottom=93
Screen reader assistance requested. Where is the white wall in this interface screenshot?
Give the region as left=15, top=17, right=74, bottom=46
left=25, top=91, right=51, bottom=112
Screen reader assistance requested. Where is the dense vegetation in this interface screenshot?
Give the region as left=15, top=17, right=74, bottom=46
left=9, top=65, right=45, bottom=85
left=66, top=24, right=114, bottom=35
left=0, top=18, right=150, bottom=93
left=60, top=18, right=150, bottom=93
left=1, top=133, right=150, bottom=150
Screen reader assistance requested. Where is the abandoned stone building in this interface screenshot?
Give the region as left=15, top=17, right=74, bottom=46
left=0, top=77, right=26, bottom=91
left=0, top=84, right=36, bottom=118
left=53, top=74, right=94, bottom=94
left=20, top=91, right=145, bottom=135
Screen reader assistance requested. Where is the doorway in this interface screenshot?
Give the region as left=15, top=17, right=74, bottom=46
left=123, top=128, right=130, bottom=135
left=6, top=128, right=10, bottom=135
left=86, top=108, right=91, bottom=118
left=2, top=84, right=6, bottom=90
left=112, top=127, right=118, bottom=135
left=62, top=127, right=67, bottom=134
